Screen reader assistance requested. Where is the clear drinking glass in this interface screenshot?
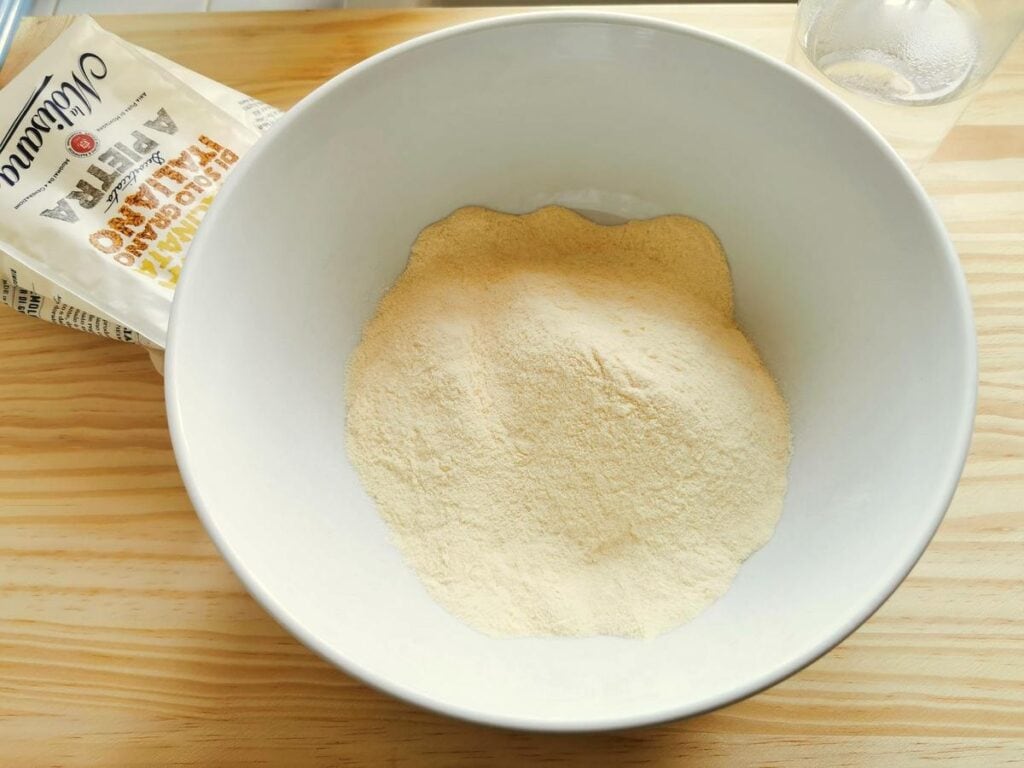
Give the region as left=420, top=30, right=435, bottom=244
left=790, top=0, right=1024, bottom=168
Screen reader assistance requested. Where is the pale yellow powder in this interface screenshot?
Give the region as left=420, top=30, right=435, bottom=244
left=345, top=205, right=791, bottom=638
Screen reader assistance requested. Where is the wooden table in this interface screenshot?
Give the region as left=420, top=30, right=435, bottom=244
left=1, top=6, right=1021, bottom=766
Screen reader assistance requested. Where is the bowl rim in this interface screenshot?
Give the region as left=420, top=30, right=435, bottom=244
left=165, top=9, right=978, bottom=733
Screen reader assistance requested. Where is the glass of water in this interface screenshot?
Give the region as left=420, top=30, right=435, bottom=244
left=790, top=0, right=1024, bottom=168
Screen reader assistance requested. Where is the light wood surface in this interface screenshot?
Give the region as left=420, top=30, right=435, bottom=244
left=1, top=6, right=1022, bottom=767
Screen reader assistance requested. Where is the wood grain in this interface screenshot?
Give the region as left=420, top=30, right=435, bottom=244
left=1, top=7, right=1022, bottom=767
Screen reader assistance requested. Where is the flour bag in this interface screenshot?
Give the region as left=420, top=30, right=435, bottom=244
left=0, top=16, right=280, bottom=347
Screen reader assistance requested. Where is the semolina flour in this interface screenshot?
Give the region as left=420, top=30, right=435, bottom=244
left=345, top=205, right=790, bottom=638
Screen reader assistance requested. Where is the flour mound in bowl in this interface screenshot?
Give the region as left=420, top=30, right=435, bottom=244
left=345, top=206, right=791, bottom=638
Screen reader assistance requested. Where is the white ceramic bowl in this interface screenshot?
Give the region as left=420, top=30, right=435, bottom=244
left=166, top=12, right=976, bottom=731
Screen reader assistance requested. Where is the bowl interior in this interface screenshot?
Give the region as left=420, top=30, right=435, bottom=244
left=167, top=14, right=974, bottom=730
